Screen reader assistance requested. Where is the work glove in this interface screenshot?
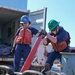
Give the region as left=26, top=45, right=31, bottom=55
left=38, top=29, right=47, bottom=38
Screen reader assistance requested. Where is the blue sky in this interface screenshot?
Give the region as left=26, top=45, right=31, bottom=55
left=27, top=0, right=75, bottom=47
left=0, top=0, right=27, bottom=10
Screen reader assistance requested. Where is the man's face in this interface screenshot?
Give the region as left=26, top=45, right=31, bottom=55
left=51, top=27, right=57, bottom=34
left=23, top=22, right=29, bottom=28
left=51, top=26, right=59, bottom=35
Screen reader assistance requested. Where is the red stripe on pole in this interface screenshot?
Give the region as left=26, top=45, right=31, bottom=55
left=21, top=35, right=42, bottom=72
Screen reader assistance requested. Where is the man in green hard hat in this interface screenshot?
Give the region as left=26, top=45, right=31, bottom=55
left=41, top=19, right=71, bottom=74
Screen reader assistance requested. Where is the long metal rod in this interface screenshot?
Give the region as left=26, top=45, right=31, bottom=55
left=43, top=7, right=47, bottom=30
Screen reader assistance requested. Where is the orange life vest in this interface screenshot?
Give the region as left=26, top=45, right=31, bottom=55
left=51, top=41, right=68, bottom=52
left=50, top=31, right=70, bottom=52
left=15, top=28, right=32, bottom=45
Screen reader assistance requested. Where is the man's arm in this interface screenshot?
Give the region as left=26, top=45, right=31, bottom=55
left=47, top=33, right=57, bottom=43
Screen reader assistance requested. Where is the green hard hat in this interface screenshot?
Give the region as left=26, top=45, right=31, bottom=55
left=48, top=19, right=60, bottom=31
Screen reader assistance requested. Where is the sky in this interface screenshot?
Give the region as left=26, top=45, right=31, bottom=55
left=0, top=0, right=27, bottom=10
left=27, top=0, right=75, bottom=47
